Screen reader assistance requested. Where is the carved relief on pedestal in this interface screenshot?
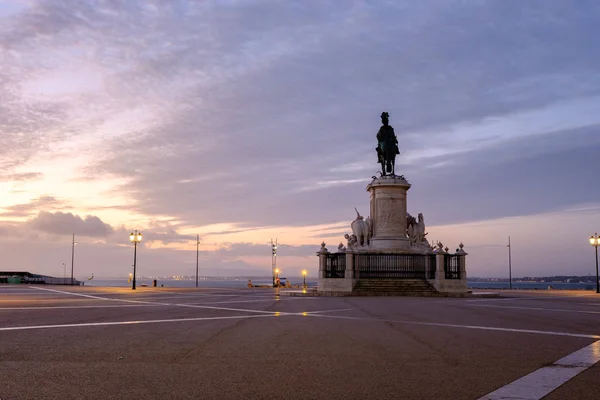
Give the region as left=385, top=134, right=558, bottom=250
left=376, top=198, right=404, bottom=233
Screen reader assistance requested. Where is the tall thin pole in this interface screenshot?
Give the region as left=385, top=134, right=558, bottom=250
left=132, top=240, right=137, bottom=290
left=508, top=236, right=512, bottom=290
left=196, top=234, right=200, bottom=288
left=71, top=233, right=75, bottom=286
left=595, top=237, right=599, bottom=294
left=271, top=238, right=277, bottom=287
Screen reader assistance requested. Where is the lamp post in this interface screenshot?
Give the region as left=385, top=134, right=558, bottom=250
left=590, top=233, right=599, bottom=294
left=302, top=270, right=307, bottom=287
left=70, top=234, right=76, bottom=285
left=196, top=234, right=200, bottom=288
left=507, top=236, right=512, bottom=290
left=129, top=230, right=143, bottom=290
left=271, top=239, right=278, bottom=287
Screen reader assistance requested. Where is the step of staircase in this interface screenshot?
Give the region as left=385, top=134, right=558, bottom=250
left=352, top=279, right=438, bottom=296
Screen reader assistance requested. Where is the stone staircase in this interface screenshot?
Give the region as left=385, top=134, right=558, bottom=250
left=352, top=279, right=438, bottom=296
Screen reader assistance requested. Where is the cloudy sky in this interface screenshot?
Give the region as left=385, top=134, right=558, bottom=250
left=1, top=0, right=599, bottom=280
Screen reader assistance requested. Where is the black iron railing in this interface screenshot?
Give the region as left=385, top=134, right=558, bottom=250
left=427, top=254, right=437, bottom=279
left=354, top=254, right=427, bottom=279
left=324, top=253, right=346, bottom=278
left=444, top=255, right=461, bottom=279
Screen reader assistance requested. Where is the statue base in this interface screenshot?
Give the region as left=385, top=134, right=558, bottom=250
left=369, top=237, right=411, bottom=252
left=366, top=175, right=412, bottom=252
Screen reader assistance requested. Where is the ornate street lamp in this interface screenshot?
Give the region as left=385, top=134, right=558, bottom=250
left=129, top=230, right=143, bottom=290
left=590, top=233, right=599, bottom=294
left=271, top=239, right=278, bottom=287
left=302, top=270, right=307, bottom=287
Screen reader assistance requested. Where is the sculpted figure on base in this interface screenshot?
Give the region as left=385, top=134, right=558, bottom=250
left=344, top=233, right=358, bottom=250
left=376, top=112, right=400, bottom=176
left=350, top=208, right=372, bottom=247
left=407, top=212, right=429, bottom=247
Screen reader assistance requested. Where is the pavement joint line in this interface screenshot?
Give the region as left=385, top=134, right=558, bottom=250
left=0, top=292, right=68, bottom=295
left=30, top=286, right=122, bottom=301
left=29, top=287, right=300, bottom=300
left=167, top=302, right=289, bottom=314
left=0, top=308, right=354, bottom=332
left=32, top=288, right=281, bottom=315
left=28, top=286, right=274, bottom=298
left=70, top=291, right=279, bottom=300
left=431, top=297, right=536, bottom=304
left=149, top=293, right=277, bottom=298
left=307, top=314, right=600, bottom=339
left=185, top=298, right=321, bottom=305
left=144, top=287, right=285, bottom=294
left=29, top=286, right=352, bottom=316
left=464, top=297, right=540, bottom=303
left=296, top=308, right=353, bottom=315
left=140, top=292, right=290, bottom=299
left=89, top=295, right=264, bottom=302
left=477, top=340, right=600, bottom=399
left=0, top=304, right=162, bottom=310
left=135, top=290, right=279, bottom=298
left=168, top=303, right=353, bottom=315
left=0, top=298, right=115, bottom=303
left=469, top=303, right=600, bottom=315
left=145, top=288, right=240, bottom=293
left=0, top=314, right=279, bottom=332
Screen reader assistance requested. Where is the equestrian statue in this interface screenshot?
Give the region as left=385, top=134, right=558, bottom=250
left=375, top=112, right=400, bottom=176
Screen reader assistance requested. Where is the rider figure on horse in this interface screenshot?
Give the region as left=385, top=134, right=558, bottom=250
left=376, top=112, right=400, bottom=175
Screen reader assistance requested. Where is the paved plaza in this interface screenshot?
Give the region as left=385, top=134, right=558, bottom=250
left=1, top=286, right=599, bottom=399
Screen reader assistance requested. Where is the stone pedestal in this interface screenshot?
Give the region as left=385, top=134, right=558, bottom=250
left=367, top=176, right=411, bottom=252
